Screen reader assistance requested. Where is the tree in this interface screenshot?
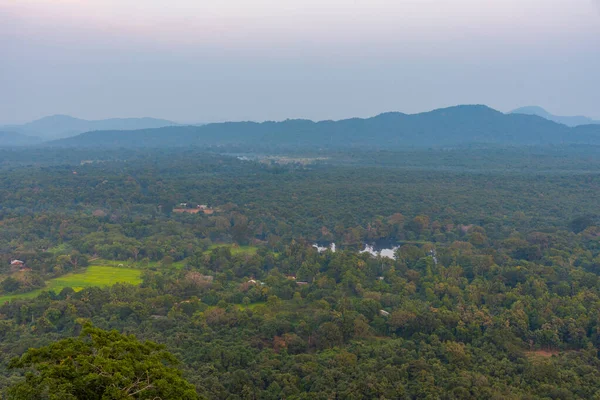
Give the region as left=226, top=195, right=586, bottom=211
left=6, top=323, right=201, bottom=400
left=1, top=277, right=21, bottom=293
left=570, top=215, right=596, bottom=233
left=407, top=215, right=430, bottom=234
left=317, top=322, right=343, bottom=349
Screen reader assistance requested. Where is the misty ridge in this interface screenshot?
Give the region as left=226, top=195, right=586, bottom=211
left=510, top=106, right=600, bottom=127
left=1, top=104, right=600, bottom=149
left=0, top=115, right=180, bottom=141
left=42, top=105, right=600, bottom=150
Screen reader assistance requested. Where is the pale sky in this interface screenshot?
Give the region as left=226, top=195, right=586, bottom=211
left=1, top=0, right=599, bottom=123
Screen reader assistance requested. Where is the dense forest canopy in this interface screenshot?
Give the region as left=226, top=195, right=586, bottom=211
left=1, top=146, right=600, bottom=398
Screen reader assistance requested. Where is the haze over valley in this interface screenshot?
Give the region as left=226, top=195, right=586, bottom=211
left=2, top=1, right=600, bottom=399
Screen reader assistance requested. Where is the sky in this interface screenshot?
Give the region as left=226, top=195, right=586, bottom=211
left=1, top=0, right=599, bottom=124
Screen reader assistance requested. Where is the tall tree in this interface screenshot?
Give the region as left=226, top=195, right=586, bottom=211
left=6, top=323, right=200, bottom=400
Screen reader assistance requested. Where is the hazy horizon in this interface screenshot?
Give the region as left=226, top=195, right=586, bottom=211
left=2, top=0, right=599, bottom=124
left=1, top=104, right=598, bottom=127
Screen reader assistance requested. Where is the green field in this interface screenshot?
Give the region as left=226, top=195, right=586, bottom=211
left=0, top=266, right=142, bottom=303
left=206, top=245, right=259, bottom=256
left=85, top=245, right=259, bottom=272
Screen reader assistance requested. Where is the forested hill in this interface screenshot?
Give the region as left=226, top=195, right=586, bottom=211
left=48, top=105, right=600, bottom=149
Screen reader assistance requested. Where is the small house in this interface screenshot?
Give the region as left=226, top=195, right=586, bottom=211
left=10, top=259, right=26, bottom=272
left=379, top=310, right=390, bottom=317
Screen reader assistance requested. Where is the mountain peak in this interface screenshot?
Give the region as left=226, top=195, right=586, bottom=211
left=429, top=104, right=501, bottom=114
left=511, top=106, right=551, bottom=117
left=33, top=114, right=82, bottom=123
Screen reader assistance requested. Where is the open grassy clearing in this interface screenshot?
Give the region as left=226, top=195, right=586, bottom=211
left=46, top=243, right=72, bottom=254
left=525, top=350, right=562, bottom=359
left=205, top=245, right=259, bottom=256
left=83, top=245, right=259, bottom=272
left=0, top=266, right=142, bottom=303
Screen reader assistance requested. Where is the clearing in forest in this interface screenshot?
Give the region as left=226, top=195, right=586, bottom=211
left=525, top=350, right=561, bottom=359
left=0, top=266, right=142, bottom=303
left=205, top=244, right=259, bottom=256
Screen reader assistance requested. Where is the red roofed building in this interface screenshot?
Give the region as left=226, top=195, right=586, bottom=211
left=10, top=259, right=26, bottom=272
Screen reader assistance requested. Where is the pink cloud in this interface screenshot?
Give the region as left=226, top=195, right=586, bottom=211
left=2, top=0, right=598, bottom=51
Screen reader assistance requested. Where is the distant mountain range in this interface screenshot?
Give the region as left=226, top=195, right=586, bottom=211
left=511, top=106, right=600, bottom=127
left=0, top=131, right=42, bottom=146
left=2, top=106, right=599, bottom=149
left=0, top=115, right=178, bottom=140
left=45, top=105, right=600, bottom=150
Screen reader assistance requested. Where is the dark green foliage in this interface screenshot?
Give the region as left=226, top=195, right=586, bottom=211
left=6, top=323, right=199, bottom=399
left=570, top=215, right=597, bottom=233
left=1, top=277, right=21, bottom=293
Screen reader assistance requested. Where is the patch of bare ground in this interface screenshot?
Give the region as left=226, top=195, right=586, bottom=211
left=525, top=350, right=561, bottom=358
